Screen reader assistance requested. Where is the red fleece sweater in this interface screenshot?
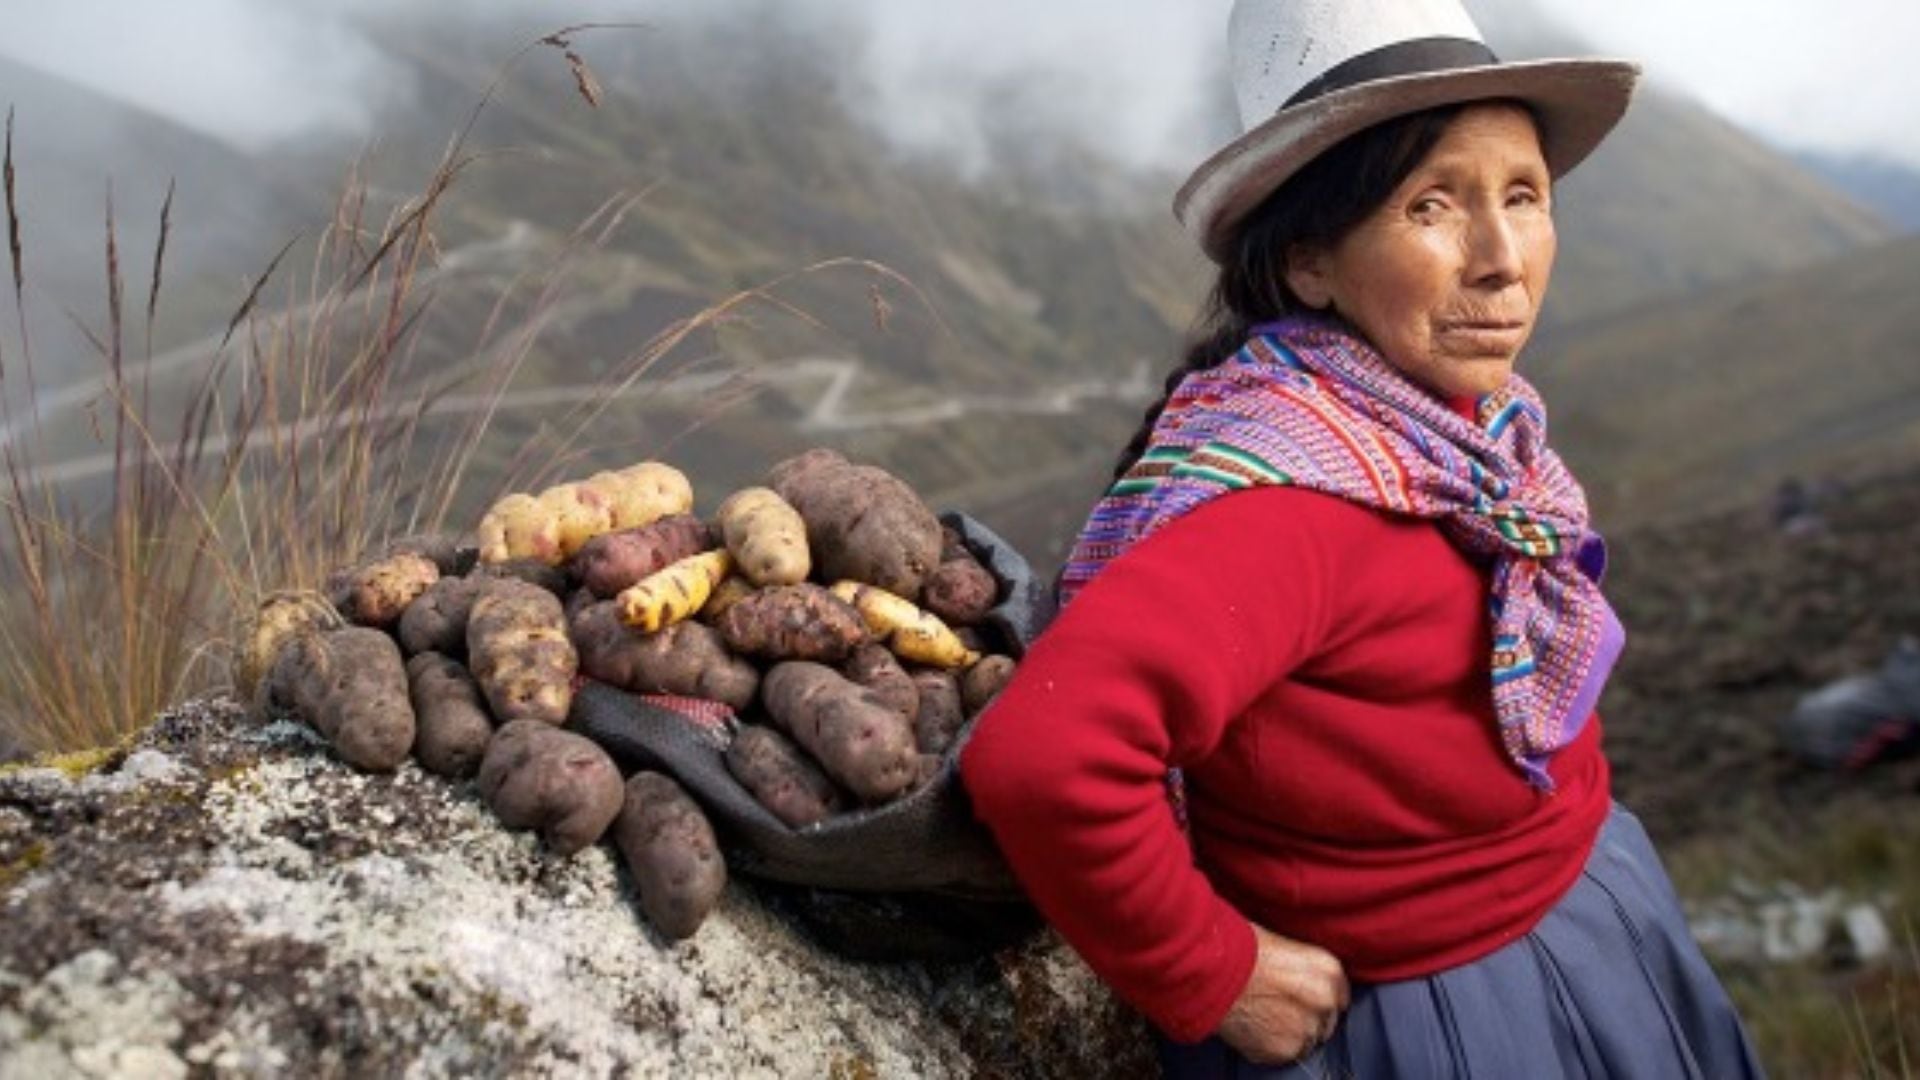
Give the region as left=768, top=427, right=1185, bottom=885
left=958, top=484, right=1611, bottom=1043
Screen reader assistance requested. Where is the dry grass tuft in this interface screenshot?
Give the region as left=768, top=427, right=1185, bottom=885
left=0, top=23, right=763, bottom=759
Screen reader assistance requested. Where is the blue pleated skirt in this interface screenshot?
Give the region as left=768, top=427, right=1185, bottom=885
left=1159, top=804, right=1765, bottom=1079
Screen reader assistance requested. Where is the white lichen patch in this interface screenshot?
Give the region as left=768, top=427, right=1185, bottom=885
left=0, top=950, right=190, bottom=1080
left=75, top=750, right=193, bottom=798
left=170, top=752, right=971, bottom=1077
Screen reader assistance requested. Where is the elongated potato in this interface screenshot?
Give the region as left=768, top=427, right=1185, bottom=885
left=716, top=486, right=810, bottom=587
left=593, top=462, right=694, bottom=531
left=406, top=652, right=495, bottom=779
left=724, top=724, right=845, bottom=828
left=617, top=549, right=732, bottom=633
left=760, top=661, right=919, bottom=804
left=478, top=721, right=625, bottom=856
left=537, top=482, right=615, bottom=560
left=910, top=669, right=965, bottom=756
left=572, top=515, right=714, bottom=599
left=614, top=771, right=727, bottom=941
left=467, top=578, right=577, bottom=725
left=841, top=643, right=918, bottom=722
left=280, top=627, right=416, bottom=773
left=830, top=581, right=981, bottom=670
left=572, top=601, right=759, bottom=711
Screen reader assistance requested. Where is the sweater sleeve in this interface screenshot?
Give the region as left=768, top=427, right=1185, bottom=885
left=959, top=486, right=1346, bottom=1042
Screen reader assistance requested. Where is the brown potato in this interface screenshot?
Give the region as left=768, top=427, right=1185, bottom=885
left=571, top=601, right=759, bottom=712
left=724, top=724, right=846, bottom=828
left=767, top=450, right=942, bottom=601
left=909, top=669, right=965, bottom=756
left=613, top=771, right=728, bottom=941
left=961, top=655, right=1018, bottom=716
left=397, top=575, right=481, bottom=658
left=840, top=643, right=918, bottom=722
left=280, top=627, right=416, bottom=773
left=922, top=551, right=998, bottom=627
left=406, top=652, right=496, bottom=779
left=238, top=589, right=342, bottom=715
left=760, top=661, right=919, bottom=804
left=477, top=721, right=625, bottom=856
left=715, top=583, right=869, bottom=663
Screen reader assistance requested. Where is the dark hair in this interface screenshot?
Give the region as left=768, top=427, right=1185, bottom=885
left=1109, top=104, right=1471, bottom=481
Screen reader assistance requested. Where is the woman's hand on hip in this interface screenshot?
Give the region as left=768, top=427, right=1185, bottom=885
left=1215, top=921, right=1350, bottom=1065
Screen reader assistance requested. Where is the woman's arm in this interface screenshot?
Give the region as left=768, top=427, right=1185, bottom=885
left=960, top=486, right=1352, bottom=1042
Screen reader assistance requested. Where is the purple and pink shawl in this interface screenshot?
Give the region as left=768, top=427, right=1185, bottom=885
left=1061, top=312, right=1625, bottom=789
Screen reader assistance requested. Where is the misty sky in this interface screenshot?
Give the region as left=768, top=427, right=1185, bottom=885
left=0, top=0, right=1914, bottom=174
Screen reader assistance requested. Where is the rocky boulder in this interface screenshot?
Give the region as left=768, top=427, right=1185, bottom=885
left=0, top=700, right=1152, bottom=1077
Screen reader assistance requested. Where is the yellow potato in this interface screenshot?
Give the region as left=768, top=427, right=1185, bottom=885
left=829, top=580, right=980, bottom=670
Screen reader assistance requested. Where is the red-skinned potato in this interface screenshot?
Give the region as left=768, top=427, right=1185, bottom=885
left=572, top=515, right=714, bottom=599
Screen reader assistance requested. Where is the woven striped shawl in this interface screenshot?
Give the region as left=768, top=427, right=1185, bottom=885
left=1061, top=313, right=1624, bottom=788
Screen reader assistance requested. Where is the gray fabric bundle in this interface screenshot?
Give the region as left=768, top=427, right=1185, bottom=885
left=1781, top=637, right=1920, bottom=769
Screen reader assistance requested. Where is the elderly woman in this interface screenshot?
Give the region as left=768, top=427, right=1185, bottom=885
left=959, top=1, right=1765, bottom=1076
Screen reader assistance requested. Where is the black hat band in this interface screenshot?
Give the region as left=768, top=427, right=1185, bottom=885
left=1283, top=37, right=1502, bottom=110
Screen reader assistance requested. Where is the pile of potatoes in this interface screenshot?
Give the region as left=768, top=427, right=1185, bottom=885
left=244, top=451, right=1021, bottom=942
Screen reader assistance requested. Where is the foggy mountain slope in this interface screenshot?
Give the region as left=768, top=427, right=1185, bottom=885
left=0, top=53, right=324, bottom=355
left=1794, top=150, right=1920, bottom=233
left=1547, top=87, right=1892, bottom=328
left=1466, top=0, right=1894, bottom=330
left=1528, top=234, right=1920, bottom=528
left=4, top=6, right=1907, bottom=570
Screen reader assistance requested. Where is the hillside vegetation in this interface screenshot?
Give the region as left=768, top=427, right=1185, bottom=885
left=1532, top=235, right=1920, bottom=528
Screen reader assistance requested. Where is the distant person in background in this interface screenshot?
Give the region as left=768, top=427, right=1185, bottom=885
left=961, top=0, right=1765, bottom=1075
left=1771, top=476, right=1826, bottom=536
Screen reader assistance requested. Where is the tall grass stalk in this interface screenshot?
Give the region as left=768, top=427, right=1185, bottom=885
left=0, top=24, right=801, bottom=759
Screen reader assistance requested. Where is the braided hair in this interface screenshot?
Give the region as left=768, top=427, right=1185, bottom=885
left=1110, top=103, right=1476, bottom=481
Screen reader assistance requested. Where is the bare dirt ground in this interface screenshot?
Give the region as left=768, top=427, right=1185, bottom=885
left=1598, top=463, right=1920, bottom=847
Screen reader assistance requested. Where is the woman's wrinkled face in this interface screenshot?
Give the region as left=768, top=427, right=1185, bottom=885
left=1284, top=103, right=1556, bottom=400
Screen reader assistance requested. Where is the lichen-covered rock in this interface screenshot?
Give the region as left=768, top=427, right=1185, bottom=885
left=0, top=699, right=1152, bottom=1077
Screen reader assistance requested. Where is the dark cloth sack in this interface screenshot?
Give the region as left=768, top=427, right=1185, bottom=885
left=1780, top=638, right=1920, bottom=769
left=571, top=511, right=1053, bottom=956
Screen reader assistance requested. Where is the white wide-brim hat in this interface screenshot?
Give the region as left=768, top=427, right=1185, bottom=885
left=1176, top=0, right=1641, bottom=261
